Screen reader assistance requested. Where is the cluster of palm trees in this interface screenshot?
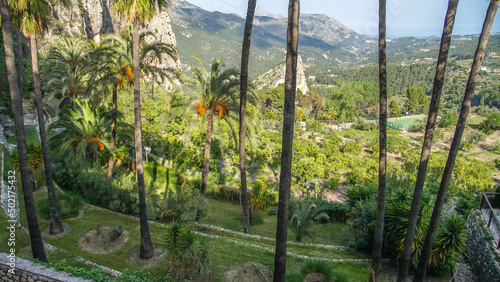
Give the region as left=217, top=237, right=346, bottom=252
left=1, top=0, right=257, bottom=264
left=2, top=0, right=498, bottom=280
left=1, top=0, right=179, bottom=261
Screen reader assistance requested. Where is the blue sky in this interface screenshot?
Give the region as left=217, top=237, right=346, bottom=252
left=186, top=0, right=500, bottom=38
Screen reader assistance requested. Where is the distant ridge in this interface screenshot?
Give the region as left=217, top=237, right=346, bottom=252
left=255, top=6, right=285, bottom=19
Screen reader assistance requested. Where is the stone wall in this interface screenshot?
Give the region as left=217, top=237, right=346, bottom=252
left=466, top=210, right=500, bottom=281
left=0, top=253, right=89, bottom=282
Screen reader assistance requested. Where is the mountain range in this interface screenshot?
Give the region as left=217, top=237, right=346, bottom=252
left=170, top=0, right=376, bottom=77
left=170, top=0, right=499, bottom=79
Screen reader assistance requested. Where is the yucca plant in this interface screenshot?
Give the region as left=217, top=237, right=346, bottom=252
left=430, top=214, right=466, bottom=266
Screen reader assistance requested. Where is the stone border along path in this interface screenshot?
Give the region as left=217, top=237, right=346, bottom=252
left=190, top=222, right=350, bottom=250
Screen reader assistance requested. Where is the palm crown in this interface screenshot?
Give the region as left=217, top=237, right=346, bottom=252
left=192, top=57, right=240, bottom=121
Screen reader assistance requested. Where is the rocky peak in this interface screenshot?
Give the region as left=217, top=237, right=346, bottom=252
left=253, top=56, right=309, bottom=95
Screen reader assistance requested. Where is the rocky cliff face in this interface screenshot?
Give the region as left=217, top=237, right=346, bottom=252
left=252, top=56, right=309, bottom=95
left=46, top=0, right=181, bottom=86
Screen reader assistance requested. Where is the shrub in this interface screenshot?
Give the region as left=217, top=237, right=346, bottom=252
left=479, top=113, right=500, bottom=135
left=342, top=141, right=362, bottom=155
left=439, top=112, right=456, bottom=128
left=320, top=201, right=349, bottom=222
left=164, top=222, right=211, bottom=280
left=408, top=119, right=426, bottom=132
left=52, top=152, right=139, bottom=216
left=249, top=178, right=278, bottom=219
left=157, top=172, right=203, bottom=223
left=307, top=120, right=322, bottom=132
left=109, top=225, right=124, bottom=242
left=464, top=130, right=487, bottom=144
left=347, top=200, right=377, bottom=252
left=345, top=186, right=376, bottom=206
left=327, top=177, right=341, bottom=190
left=456, top=192, right=477, bottom=217
left=352, top=117, right=378, bottom=131
left=37, top=193, right=83, bottom=220
left=429, top=214, right=467, bottom=274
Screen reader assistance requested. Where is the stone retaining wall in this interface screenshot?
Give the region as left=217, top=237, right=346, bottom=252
left=0, top=253, right=89, bottom=282
left=466, top=210, right=500, bottom=281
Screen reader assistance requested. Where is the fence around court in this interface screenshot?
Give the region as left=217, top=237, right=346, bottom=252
left=387, top=115, right=426, bottom=131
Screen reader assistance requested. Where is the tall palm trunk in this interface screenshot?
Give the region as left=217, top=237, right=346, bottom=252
left=370, top=1, right=387, bottom=281
left=239, top=0, right=257, bottom=234
left=196, top=114, right=213, bottom=222
left=397, top=1, right=459, bottom=280
left=413, top=1, right=499, bottom=280
left=133, top=22, right=154, bottom=259
left=31, top=34, right=64, bottom=235
left=107, top=84, right=118, bottom=178
left=17, top=30, right=23, bottom=93
left=273, top=0, right=299, bottom=280
left=1, top=0, right=47, bottom=262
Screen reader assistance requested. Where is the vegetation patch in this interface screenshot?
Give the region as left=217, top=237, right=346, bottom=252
left=78, top=225, right=130, bottom=254
left=37, top=192, right=83, bottom=220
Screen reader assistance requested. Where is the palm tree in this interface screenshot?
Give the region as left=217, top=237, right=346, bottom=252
left=48, top=99, right=132, bottom=159
left=16, top=31, right=24, bottom=94
left=288, top=198, right=326, bottom=242
left=370, top=1, right=387, bottom=281
left=273, top=0, right=299, bottom=280
left=192, top=57, right=240, bottom=222
left=12, top=0, right=67, bottom=235
left=0, top=0, right=47, bottom=262
left=239, top=0, right=257, bottom=234
left=88, top=27, right=178, bottom=177
left=43, top=36, right=91, bottom=109
left=414, top=1, right=499, bottom=280
left=112, top=0, right=171, bottom=259
left=397, top=1, right=459, bottom=280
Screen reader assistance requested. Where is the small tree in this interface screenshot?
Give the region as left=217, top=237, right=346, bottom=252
left=478, top=112, right=500, bottom=134
left=389, top=100, right=401, bottom=117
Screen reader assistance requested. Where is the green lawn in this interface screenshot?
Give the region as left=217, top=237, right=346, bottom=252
left=3, top=187, right=374, bottom=280
left=199, top=198, right=352, bottom=246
